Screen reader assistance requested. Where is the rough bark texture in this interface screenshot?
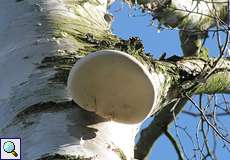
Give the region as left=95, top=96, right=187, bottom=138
left=0, top=0, right=230, bottom=160
left=0, top=0, right=138, bottom=159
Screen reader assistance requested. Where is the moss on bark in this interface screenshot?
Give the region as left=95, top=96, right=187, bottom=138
left=38, top=153, right=94, bottom=160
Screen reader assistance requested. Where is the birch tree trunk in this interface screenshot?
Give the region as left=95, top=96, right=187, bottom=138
left=0, top=0, right=230, bottom=160
left=0, top=0, right=138, bottom=159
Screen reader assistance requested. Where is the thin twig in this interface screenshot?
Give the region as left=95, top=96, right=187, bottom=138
left=185, top=93, right=230, bottom=144
left=164, top=130, right=185, bottom=160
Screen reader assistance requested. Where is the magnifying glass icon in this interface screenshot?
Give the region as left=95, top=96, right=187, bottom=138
left=3, top=141, right=18, bottom=157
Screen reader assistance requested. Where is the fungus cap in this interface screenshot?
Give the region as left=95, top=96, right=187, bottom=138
left=67, top=50, right=155, bottom=124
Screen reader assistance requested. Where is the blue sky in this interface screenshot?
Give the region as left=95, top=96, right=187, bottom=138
left=109, top=1, right=230, bottom=159
left=109, top=0, right=222, bottom=58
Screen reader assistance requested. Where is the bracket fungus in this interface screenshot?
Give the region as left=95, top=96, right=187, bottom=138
left=67, top=50, right=156, bottom=123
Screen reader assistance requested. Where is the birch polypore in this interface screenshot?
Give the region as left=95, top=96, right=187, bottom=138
left=67, top=50, right=155, bottom=124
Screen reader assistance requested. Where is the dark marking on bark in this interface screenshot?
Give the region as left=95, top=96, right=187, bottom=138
left=44, top=55, right=76, bottom=64
left=38, top=54, right=80, bottom=84
left=21, top=120, right=35, bottom=128
left=16, top=101, right=76, bottom=119
left=38, top=55, right=78, bottom=69
left=13, top=101, right=106, bottom=140
left=23, top=56, right=29, bottom=59
left=48, top=67, right=70, bottom=85
left=16, top=0, right=24, bottom=2
left=37, top=153, right=93, bottom=160
left=19, top=81, right=28, bottom=86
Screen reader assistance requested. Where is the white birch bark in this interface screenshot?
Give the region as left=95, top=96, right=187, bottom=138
left=126, top=0, right=228, bottom=30
left=0, top=0, right=138, bottom=159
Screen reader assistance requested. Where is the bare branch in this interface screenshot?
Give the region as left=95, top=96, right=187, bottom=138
left=164, top=129, right=185, bottom=160
left=185, top=93, right=230, bottom=144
